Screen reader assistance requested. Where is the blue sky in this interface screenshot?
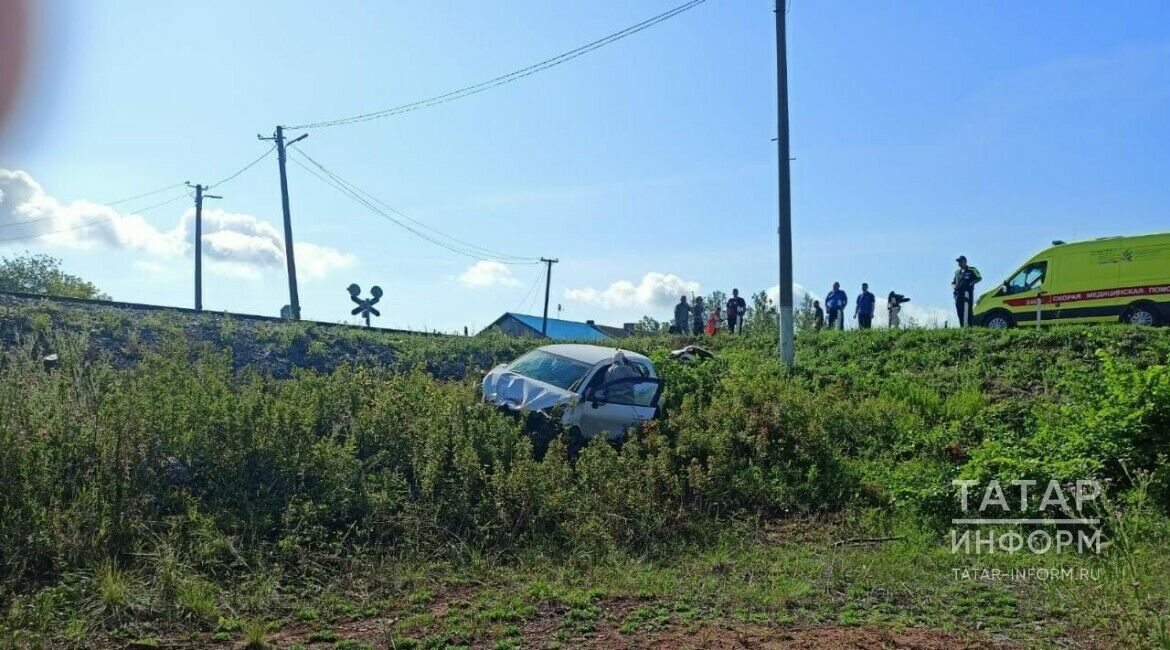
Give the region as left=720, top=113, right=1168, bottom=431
left=1, top=1, right=1167, bottom=331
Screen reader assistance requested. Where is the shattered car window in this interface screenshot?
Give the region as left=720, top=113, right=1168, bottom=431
left=506, top=350, right=593, bottom=391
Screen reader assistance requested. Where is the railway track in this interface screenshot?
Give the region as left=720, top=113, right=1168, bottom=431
left=0, top=289, right=450, bottom=337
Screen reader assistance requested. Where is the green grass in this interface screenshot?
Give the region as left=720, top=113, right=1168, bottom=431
left=1, top=302, right=1168, bottom=647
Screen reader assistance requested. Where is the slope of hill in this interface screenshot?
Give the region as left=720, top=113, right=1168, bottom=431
left=1, top=297, right=1168, bottom=648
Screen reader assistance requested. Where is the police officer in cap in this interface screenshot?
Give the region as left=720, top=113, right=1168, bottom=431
left=952, top=255, right=982, bottom=327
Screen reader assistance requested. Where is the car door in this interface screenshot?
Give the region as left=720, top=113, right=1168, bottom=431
left=578, top=377, right=663, bottom=441
left=999, top=260, right=1049, bottom=325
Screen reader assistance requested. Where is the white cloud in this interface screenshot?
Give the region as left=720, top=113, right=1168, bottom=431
left=565, top=272, right=700, bottom=309
left=765, top=283, right=810, bottom=305
left=0, top=169, right=354, bottom=281
left=458, top=260, right=519, bottom=288
left=0, top=169, right=186, bottom=256
left=295, top=242, right=356, bottom=280
left=179, top=209, right=285, bottom=268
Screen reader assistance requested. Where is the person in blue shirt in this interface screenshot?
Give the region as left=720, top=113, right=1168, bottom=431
left=854, top=282, right=876, bottom=329
left=825, top=282, right=848, bottom=330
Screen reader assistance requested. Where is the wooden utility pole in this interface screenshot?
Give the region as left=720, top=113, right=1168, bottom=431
left=258, top=126, right=308, bottom=319
left=540, top=257, right=558, bottom=336
left=186, top=182, right=220, bottom=311
left=775, top=2, right=795, bottom=366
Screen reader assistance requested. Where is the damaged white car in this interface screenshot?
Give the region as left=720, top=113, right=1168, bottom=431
left=481, top=344, right=662, bottom=442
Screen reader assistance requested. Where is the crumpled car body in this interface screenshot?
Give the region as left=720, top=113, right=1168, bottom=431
left=482, top=368, right=578, bottom=412
left=482, top=344, right=662, bottom=441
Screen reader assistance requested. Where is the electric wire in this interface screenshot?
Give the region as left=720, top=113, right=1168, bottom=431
left=291, top=147, right=537, bottom=262
left=525, top=282, right=545, bottom=315
left=104, top=182, right=188, bottom=206
left=207, top=145, right=277, bottom=190
left=285, top=0, right=709, bottom=130
left=513, top=269, right=544, bottom=312
left=287, top=148, right=539, bottom=264
left=0, top=191, right=192, bottom=243
left=290, top=153, right=540, bottom=265
left=0, top=189, right=193, bottom=231
left=0, top=144, right=273, bottom=242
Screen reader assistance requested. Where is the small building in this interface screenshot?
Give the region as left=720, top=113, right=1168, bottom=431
left=480, top=312, right=631, bottom=341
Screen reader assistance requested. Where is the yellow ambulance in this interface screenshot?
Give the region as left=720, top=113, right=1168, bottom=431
left=973, top=232, right=1170, bottom=328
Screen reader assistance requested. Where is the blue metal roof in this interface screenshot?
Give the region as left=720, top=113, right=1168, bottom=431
left=506, top=313, right=611, bottom=341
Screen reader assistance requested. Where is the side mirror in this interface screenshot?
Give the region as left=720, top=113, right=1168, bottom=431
left=589, top=388, right=606, bottom=408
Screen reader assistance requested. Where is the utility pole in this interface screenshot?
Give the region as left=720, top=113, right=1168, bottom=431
left=775, top=2, right=795, bottom=366
left=186, top=183, right=222, bottom=311
left=258, top=126, right=308, bottom=320
left=540, top=257, right=558, bottom=336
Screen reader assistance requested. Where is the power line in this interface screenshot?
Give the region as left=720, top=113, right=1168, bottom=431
left=290, top=152, right=539, bottom=265
left=292, top=147, right=537, bottom=262
left=104, top=182, right=187, bottom=206
left=0, top=143, right=274, bottom=243
left=0, top=191, right=192, bottom=243
left=288, top=147, right=539, bottom=265
left=2, top=144, right=275, bottom=236
left=0, top=190, right=192, bottom=232
left=207, top=145, right=277, bottom=190
left=513, top=269, right=544, bottom=312
left=285, top=0, right=710, bottom=130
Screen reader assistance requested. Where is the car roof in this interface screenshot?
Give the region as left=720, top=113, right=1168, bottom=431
left=537, top=344, right=652, bottom=367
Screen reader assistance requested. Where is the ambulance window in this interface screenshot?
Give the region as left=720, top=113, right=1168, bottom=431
left=1003, top=262, right=1047, bottom=295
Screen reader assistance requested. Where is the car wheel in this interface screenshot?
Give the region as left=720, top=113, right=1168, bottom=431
left=984, top=310, right=1014, bottom=330
left=1124, top=303, right=1161, bottom=327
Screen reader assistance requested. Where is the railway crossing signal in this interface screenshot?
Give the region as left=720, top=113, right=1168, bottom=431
left=347, top=283, right=383, bottom=327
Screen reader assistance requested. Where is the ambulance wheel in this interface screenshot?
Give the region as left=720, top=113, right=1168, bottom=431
left=1123, top=303, right=1161, bottom=327
left=984, top=310, right=1015, bottom=330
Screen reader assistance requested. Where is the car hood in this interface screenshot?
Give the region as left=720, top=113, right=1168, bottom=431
left=482, top=365, right=578, bottom=412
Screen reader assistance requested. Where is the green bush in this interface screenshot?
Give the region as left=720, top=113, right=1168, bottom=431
left=2, top=317, right=1169, bottom=639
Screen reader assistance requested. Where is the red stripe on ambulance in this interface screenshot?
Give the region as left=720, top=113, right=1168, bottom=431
left=1003, top=283, right=1170, bottom=307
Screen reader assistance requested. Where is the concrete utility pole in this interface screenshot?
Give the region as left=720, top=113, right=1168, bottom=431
left=775, top=2, right=795, bottom=366
left=258, top=126, right=308, bottom=320
left=540, top=257, right=558, bottom=336
left=186, top=182, right=221, bottom=311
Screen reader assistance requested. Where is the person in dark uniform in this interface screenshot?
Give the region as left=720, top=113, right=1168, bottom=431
left=952, top=256, right=982, bottom=327
left=674, top=295, right=691, bottom=335
left=726, top=289, right=747, bottom=334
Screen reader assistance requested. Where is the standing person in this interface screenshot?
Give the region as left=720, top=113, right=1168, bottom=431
left=692, top=296, right=705, bottom=337
left=825, top=282, right=848, bottom=330
left=674, top=295, right=691, bottom=335
left=887, top=291, right=902, bottom=329
left=812, top=299, right=824, bottom=331
left=726, top=289, right=747, bottom=334
left=952, top=255, right=982, bottom=327
left=706, top=306, right=719, bottom=336
left=854, top=283, right=875, bottom=329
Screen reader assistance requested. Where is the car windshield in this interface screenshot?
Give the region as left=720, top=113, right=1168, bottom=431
left=506, top=350, right=593, bottom=391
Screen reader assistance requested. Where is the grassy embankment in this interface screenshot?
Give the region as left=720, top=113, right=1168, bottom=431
left=1, top=298, right=1168, bottom=648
